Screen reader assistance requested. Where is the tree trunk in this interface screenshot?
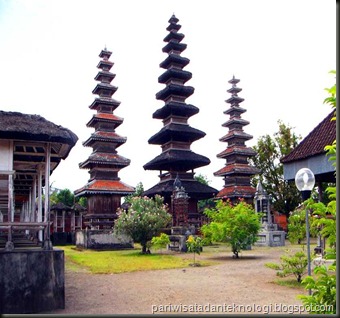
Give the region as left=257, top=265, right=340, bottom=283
left=297, top=274, right=301, bottom=283
left=142, top=243, right=147, bottom=254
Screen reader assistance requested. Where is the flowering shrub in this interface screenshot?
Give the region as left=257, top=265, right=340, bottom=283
left=114, top=195, right=171, bottom=253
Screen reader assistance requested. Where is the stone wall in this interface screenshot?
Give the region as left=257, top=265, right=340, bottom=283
left=0, top=249, right=65, bottom=314
left=76, top=229, right=133, bottom=250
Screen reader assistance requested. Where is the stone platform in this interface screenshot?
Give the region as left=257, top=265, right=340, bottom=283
left=0, top=248, right=65, bottom=314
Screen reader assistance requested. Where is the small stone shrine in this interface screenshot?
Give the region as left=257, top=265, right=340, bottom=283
left=254, top=182, right=285, bottom=247
left=168, top=176, right=192, bottom=252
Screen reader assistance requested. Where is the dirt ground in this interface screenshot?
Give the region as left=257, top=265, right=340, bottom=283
left=44, top=243, right=310, bottom=315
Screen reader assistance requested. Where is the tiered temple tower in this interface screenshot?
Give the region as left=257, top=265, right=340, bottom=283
left=75, top=48, right=134, bottom=229
left=143, top=15, right=218, bottom=226
left=214, top=76, right=259, bottom=204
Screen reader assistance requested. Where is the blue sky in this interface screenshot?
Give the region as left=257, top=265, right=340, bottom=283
left=0, top=0, right=336, bottom=192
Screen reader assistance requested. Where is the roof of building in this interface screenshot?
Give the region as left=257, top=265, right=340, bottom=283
left=215, top=185, right=256, bottom=199
left=0, top=111, right=78, bottom=149
left=79, top=152, right=130, bottom=169
left=0, top=111, right=78, bottom=212
left=143, top=179, right=218, bottom=200
left=50, top=202, right=72, bottom=211
left=143, top=149, right=211, bottom=171
left=148, top=123, right=205, bottom=144
left=74, top=179, right=135, bottom=196
left=214, top=163, right=260, bottom=177
left=281, top=111, right=336, bottom=163
left=217, top=146, right=257, bottom=159
left=152, top=102, right=199, bottom=119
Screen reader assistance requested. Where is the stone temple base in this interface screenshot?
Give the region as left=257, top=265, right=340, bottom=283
left=167, top=226, right=193, bottom=252
left=255, top=230, right=286, bottom=247
left=168, top=235, right=188, bottom=252
left=76, top=229, right=133, bottom=250
left=0, top=249, right=65, bottom=314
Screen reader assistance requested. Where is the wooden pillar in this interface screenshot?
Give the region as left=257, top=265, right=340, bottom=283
left=43, top=143, right=52, bottom=250
left=6, top=173, right=14, bottom=250
left=20, top=205, right=24, bottom=222
left=8, top=173, right=14, bottom=223
left=54, top=210, right=58, bottom=233
left=31, top=175, right=37, bottom=222
left=62, top=210, right=65, bottom=232
left=37, top=165, right=43, bottom=241
left=71, top=211, right=75, bottom=231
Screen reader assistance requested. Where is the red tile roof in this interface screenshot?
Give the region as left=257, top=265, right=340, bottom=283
left=214, top=163, right=259, bottom=176
left=74, top=179, right=134, bottom=196
left=93, top=113, right=123, bottom=121
left=281, top=111, right=335, bottom=163
left=216, top=186, right=256, bottom=199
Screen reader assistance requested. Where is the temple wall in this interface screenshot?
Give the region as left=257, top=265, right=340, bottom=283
left=76, top=229, right=133, bottom=250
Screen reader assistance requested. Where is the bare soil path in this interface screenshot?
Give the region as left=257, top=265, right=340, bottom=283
left=44, top=243, right=309, bottom=315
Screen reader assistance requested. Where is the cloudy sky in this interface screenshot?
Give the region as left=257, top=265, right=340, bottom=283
left=0, top=0, right=336, bottom=193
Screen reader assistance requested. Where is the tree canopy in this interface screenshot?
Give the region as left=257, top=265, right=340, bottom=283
left=201, top=200, right=262, bottom=258
left=250, top=120, right=301, bottom=216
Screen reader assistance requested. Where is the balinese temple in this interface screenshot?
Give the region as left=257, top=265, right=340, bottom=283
left=143, top=15, right=218, bottom=227
left=214, top=76, right=259, bottom=204
left=74, top=48, right=134, bottom=230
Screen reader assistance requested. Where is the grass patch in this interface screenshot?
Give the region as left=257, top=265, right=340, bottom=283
left=272, top=278, right=305, bottom=289
left=58, top=245, right=216, bottom=274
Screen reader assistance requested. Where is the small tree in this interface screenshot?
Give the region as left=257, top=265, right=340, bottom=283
left=287, top=208, right=306, bottom=244
left=114, top=195, right=172, bottom=254
left=201, top=200, right=262, bottom=258
left=265, top=249, right=308, bottom=283
left=186, top=235, right=203, bottom=266
left=151, top=233, right=170, bottom=254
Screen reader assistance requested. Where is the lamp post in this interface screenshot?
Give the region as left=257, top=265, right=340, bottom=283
left=295, top=168, right=315, bottom=295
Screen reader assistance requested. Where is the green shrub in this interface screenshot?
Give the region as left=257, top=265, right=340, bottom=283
left=298, top=265, right=336, bottom=314
left=151, top=233, right=170, bottom=253
left=201, top=200, right=261, bottom=258
left=265, top=249, right=308, bottom=283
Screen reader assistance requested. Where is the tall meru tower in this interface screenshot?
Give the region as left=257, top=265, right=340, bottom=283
left=214, top=76, right=259, bottom=204
left=143, top=15, right=218, bottom=226
left=74, top=48, right=134, bottom=229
